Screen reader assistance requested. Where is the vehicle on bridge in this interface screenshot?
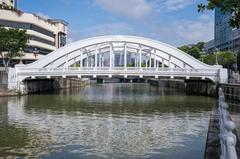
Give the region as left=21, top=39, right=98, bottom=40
left=8, top=35, right=228, bottom=93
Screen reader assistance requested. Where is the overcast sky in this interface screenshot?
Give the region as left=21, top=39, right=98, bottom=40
left=19, top=0, right=214, bottom=47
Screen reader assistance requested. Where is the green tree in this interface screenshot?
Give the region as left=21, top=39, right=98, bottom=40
left=0, top=26, right=29, bottom=70
left=203, top=51, right=236, bottom=70
left=188, top=47, right=201, bottom=59
left=178, top=43, right=203, bottom=59
left=178, top=45, right=190, bottom=53
left=198, top=1, right=240, bottom=28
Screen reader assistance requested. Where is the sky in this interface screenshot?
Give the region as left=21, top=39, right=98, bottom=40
left=18, top=0, right=214, bottom=47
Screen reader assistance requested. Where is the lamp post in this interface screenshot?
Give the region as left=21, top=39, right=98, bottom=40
left=33, top=48, right=39, bottom=60
left=200, top=51, right=206, bottom=62
left=19, top=47, right=23, bottom=64
left=215, top=48, right=219, bottom=65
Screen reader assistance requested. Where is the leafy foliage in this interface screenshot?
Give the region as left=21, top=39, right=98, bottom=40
left=0, top=26, right=29, bottom=68
left=178, top=42, right=204, bottom=59
left=198, top=1, right=240, bottom=28
left=203, top=51, right=236, bottom=69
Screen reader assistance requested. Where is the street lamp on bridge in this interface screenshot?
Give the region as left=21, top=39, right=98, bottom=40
left=33, top=48, right=39, bottom=60
left=214, top=48, right=219, bottom=65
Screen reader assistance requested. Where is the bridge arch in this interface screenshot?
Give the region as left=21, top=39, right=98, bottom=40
left=8, top=35, right=228, bottom=93
left=24, top=35, right=220, bottom=70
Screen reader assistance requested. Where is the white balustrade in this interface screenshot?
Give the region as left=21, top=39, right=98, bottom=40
left=15, top=67, right=219, bottom=80
left=218, top=88, right=238, bottom=159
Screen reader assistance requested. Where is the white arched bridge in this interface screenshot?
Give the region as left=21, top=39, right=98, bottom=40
left=8, top=35, right=228, bottom=92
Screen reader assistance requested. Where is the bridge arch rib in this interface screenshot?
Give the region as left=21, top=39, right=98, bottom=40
left=10, top=35, right=228, bottom=91
left=24, top=35, right=219, bottom=70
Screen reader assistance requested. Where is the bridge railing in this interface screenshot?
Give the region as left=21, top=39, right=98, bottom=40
left=16, top=67, right=219, bottom=73
left=218, top=88, right=238, bottom=159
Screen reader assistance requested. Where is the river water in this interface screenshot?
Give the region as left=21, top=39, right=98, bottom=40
left=0, top=83, right=216, bottom=159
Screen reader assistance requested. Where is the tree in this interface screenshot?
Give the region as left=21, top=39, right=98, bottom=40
left=178, top=42, right=203, bottom=59
left=188, top=47, right=201, bottom=59
left=178, top=45, right=190, bottom=53
left=0, top=26, right=29, bottom=70
left=198, top=1, right=240, bottom=28
left=203, top=51, right=236, bottom=70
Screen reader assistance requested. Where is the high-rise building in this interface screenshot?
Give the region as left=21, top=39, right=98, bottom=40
left=204, top=8, right=240, bottom=53
left=214, top=8, right=233, bottom=51
left=0, top=1, right=68, bottom=65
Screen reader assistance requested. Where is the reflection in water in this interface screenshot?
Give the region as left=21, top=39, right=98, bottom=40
left=0, top=83, right=216, bottom=158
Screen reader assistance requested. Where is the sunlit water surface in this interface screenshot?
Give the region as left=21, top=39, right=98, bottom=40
left=0, top=83, right=216, bottom=159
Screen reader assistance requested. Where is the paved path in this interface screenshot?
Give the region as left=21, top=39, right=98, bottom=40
left=230, top=114, right=240, bottom=157
left=204, top=113, right=220, bottom=159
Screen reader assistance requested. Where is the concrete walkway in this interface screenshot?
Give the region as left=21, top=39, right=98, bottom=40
left=204, top=113, right=220, bottom=159
left=230, top=114, right=240, bottom=157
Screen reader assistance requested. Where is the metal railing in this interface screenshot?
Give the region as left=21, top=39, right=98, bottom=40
left=218, top=88, right=238, bottom=159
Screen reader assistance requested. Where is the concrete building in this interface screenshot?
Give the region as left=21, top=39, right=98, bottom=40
left=0, top=1, right=68, bottom=65
left=233, top=29, right=240, bottom=53
left=214, top=8, right=233, bottom=51
left=0, top=0, right=17, bottom=9
left=204, top=8, right=240, bottom=53
left=204, top=39, right=215, bottom=53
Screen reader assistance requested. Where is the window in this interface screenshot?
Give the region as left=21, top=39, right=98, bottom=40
left=0, top=19, right=54, bottom=37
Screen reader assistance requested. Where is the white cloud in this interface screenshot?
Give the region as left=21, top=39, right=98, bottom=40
left=81, top=23, right=133, bottom=37
left=163, top=0, right=193, bottom=11
left=94, top=0, right=194, bottom=19
left=94, top=0, right=153, bottom=19
left=155, top=15, right=214, bottom=46
left=67, top=23, right=133, bottom=42
left=36, top=12, right=50, bottom=20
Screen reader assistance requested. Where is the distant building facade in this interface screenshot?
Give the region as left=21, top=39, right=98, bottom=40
left=204, top=39, right=215, bottom=53
left=204, top=8, right=240, bottom=53
left=0, top=0, right=68, bottom=65
left=214, top=8, right=233, bottom=51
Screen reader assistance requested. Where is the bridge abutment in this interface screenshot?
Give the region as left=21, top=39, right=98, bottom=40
left=7, top=77, right=90, bottom=95
left=185, top=80, right=217, bottom=96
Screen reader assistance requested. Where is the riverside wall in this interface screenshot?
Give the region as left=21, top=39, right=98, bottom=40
left=23, top=78, right=90, bottom=94
left=0, top=70, right=90, bottom=96
left=148, top=79, right=217, bottom=96
left=220, top=83, right=240, bottom=101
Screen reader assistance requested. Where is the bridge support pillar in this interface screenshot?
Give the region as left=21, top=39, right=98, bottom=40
left=97, top=78, right=104, bottom=84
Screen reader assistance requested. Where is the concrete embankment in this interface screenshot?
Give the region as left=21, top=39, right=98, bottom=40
left=0, top=70, right=90, bottom=96
left=220, top=83, right=240, bottom=101
left=204, top=112, right=220, bottom=159
left=0, top=70, right=18, bottom=96
left=148, top=79, right=217, bottom=96
left=21, top=78, right=90, bottom=94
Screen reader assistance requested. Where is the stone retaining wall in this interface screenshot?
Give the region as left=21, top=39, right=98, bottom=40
left=23, top=78, right=90, bottom=94
left=185, top=80, right=217, bottom=96
left=220, top=83, right=240, bottom=101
